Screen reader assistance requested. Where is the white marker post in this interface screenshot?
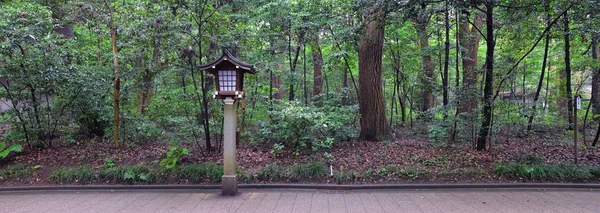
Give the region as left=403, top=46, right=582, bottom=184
left=574, top=95, right=581, bottom=165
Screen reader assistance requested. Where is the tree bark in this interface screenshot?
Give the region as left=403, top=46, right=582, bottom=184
left=564, top=9, right=574, bottom=129
left=591, top=34, right=600, bottom=115
left=311, top=39, right=323, bottom=100
left=476, top=3, right=495, bottom=151
left=414, top=18, right=435, bottom=111
left=442, top=0, right=450, bottom=109
left=457, top=12, right=483, bottom=115
left=137, top=19, right=161, bottom=115
left=105, top=0, right=120, bottom=148
left=358, top=5, right=388, bottom=141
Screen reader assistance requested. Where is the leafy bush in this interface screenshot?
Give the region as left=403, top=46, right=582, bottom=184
left=159, top=145, right=189, bottom=169
left=106, top=113, right=164, bottom=145
left=257, top=102, right=357, bottom=153
left=427, top=124, right=448, bottom=143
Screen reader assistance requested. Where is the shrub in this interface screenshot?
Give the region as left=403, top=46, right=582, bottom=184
left=427, top=124, right=448, bottom=143
left=257, top=102, right=357, bottom=154
left=106, top=113, right=164, bottom=145
left=159, top=145, right=189, bottom=169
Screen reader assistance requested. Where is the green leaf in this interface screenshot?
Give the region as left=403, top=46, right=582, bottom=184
left=0, top=143, right=22, bottom=159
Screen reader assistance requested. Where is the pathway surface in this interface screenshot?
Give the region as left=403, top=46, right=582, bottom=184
left=1, top=188, right=599, bottom=212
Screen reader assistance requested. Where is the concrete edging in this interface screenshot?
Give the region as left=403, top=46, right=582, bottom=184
left=1, top=183, right=599, bottom=193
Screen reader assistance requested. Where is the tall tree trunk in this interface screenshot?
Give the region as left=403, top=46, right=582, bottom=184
left=358, top=5, right=388, bottom=141
left=303, top=46, right=307, bottom=105
left=311, top=39, right=323, bottom=101
left=105, top=0, right=120, bottom=148
left=196, top=21, right=212, bottom=151
left=527, top=1, right=551, bottom=132
left=476, top=3, right=495, bottom=151
left=415, top=19, right=434, bottom=111
left=137, top=19, right=161, bottom=115
left=442, top=0, right=450, bottom=109
left=564, top=9, right=574, bottom=129
left=457, top=12, right=483, bottom=115
left=591, top=34, right=600, bottom=115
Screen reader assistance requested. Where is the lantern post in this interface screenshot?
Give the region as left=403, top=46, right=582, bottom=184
left=199, top=48, right=256, bottom=196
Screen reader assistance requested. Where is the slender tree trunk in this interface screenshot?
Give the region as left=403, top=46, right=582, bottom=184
left=476, top=3, right=495, bottom=151
left=105, top=0, right=120, bottom=148
left=287, top=28, right=302, bottom=101
left=527, top=2, right=551, bottom=132
left=303, top=46, right=307, bottom=105
left=311, top=39, right=323, bottom=103
left=358, top=5, right=388, bottom=141
left=442, top=0, right=450, bottom=109
left=564, top=10, right=574, bottom=129
left=196, top=10, right=212, bottom=151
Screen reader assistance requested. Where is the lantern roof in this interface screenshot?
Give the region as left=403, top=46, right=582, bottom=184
left=199, top=48, right=257, bottom=74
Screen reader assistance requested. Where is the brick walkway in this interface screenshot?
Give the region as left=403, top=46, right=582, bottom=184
left=1, top=189, right=599, bottom=212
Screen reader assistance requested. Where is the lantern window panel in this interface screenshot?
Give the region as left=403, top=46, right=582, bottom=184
left=218, top=70, right=237, bottom=91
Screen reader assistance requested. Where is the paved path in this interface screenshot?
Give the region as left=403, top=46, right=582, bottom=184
left=1, top=189, right=599, bottom=212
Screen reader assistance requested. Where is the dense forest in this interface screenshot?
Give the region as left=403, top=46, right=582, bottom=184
left=1, top=0, right=600, bottom=184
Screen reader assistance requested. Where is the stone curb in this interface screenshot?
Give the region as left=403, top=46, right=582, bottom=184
left=1, top=183, right=599, bottom=193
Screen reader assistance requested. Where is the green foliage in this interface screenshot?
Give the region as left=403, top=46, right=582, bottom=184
left=427, top=124, right=448, bottom=143
left=107, top=113, right=164, bottom=146
left=98, top=165, right=150, bottom=183
left=103, top=158, right=116, bottom=169
left=49, top=167, right=94, bottom=183
left=159, top=145, right=189, bottom=169
left=257, top=102, right=358, bottom=153
left=494, top=163, right=600, bottom=180
left=0, top=142, right=22, bottom=159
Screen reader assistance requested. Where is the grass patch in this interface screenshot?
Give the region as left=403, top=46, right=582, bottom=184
left=50, top=167, right=94, bottom=183
left=151, top=163, right=223, bottom=183
left=2, top=164, right=30, bottom=180
left=494, top=163, right=600, bottom=181
left=98, top=165, right=150, bottom=183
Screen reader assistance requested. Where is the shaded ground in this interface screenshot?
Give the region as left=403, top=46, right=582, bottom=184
left=1, top=125, right=599, bottom=185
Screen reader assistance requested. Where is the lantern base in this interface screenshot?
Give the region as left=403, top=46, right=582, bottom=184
left=221, top=175, right=238, bottom=196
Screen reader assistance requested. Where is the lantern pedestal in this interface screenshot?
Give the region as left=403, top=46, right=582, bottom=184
left=222, top=97, right=238, bottom=196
